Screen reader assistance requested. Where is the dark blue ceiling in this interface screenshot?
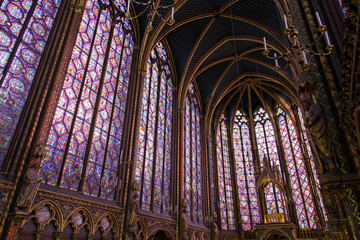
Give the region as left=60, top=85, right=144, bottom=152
left=135, top=0, right=296, bottom=115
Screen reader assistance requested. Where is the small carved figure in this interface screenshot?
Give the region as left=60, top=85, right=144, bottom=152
left=180, top=199, right=188, bottom=237
left=16, top=144, right=46, bottom=210
left=300, top=94, right=335, bottom=173
left=128, top=180, right=139, bottom=228
left=211, top=212, right=219, bottom=239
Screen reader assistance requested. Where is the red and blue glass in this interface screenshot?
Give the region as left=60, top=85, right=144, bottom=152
left=135, top=42, right=173, bottom=215
left=40, top=0, right=133, bottom=201
left=254, top=108, right=281, bottom=170
left=276, top=105, right=316, bottom=228
left=254, top=107, right=287, bottom=217
left=233, top=110, right=259, bottom=230
left=0, top=0, right=62, bottom=168
left=264, top=182, right=285, bottom=214
left=338, top=0, right=348, bottom=17
left=298, top=108, right=328, bottom=222
left=184, top=83, right=202, bottom=223
left=217, top=114, right=236, bottom=230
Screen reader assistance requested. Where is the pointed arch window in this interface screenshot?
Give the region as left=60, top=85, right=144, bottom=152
left=233, top=110, right=259, bottom=230
left=264, top=182, right=286, bottom=215
left=184, top=83, right=202, bottom=223
left=40, top=0, right=134, bottom=201
left=135, top=41, right=173, bottom=215
left=254, top=107, right=281, bottom=170
left=297, top=107, right=328, bottom=222
left=254, top=107, right=287, bottom=218
left=0, top=0, right=62, bottom=168
left=276, top=105, right=316, bottom=228
left=216, top=114, right=235, bottom=230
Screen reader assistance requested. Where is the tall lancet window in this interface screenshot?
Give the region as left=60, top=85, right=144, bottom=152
left=40, top=0, right=134, bottom=201
left=298, top=108, right=327, bottom=222
left=276, top=105, right=316, bottom=228
left=0, top=0, right=62, bottom=168
left=135, top=41, right=173, bottom=215
left=254, top=107, right=280, bottom=169
left=233, top=110, right=259, bottom=230
left=184, top=83, right=202, bottom=223
left=254, top=107, right=285, bottom=215
left=216, top=114, right=235, bottom=230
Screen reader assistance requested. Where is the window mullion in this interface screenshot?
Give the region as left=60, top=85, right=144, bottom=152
left=56, top=8, right=104, bottom=187
left=190, top=100, right=194, bottom=221
left=98, top=25, right=126, bottom=198
left=150, top=62, right=162, bottom=212
left=241, top=123, right=254, bottom=229
left=220, top=121, right=230, bottom=229
left=262, top=123, right=281, bottom=213
left=0, top=1, right=37, bottom=84
left=78, top=18, right=116, bottom=192
left=160, top=74, right=169, bottom=214
left=138, top=59, right=154, bottom=208
left=285, top=117, right=311, bottom=227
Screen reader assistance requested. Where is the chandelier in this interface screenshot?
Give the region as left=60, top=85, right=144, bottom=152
left=124, top=0, right=177, bottom=31
left=262, top=12, right=333, bottom=71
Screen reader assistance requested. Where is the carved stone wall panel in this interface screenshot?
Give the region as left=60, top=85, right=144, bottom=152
left=139, top=213, right=176, bottom=239
left=17, top=189, right=124, bottom=238
left=0, top=181, right=15, bottom=219
left=186, top=225, right=210, bottom=240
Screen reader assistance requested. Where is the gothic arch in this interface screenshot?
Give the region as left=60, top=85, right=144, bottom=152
left=64, top=207, right=94, bottom=235
left=146, top=222, right=175, bottom=240
left=25, top=200, right=63, bottom=231
left=148, top=229, right=175, bottom=240
left=136, top=218, right=148, bottom=239
left=94, top=212, right=119, bottom=237
left=260, top=228, right=295, bottom=240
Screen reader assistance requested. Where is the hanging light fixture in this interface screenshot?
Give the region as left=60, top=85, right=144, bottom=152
left=262, top=12, right=333, bottom=71
left=124, top=0, right=177, bottom=32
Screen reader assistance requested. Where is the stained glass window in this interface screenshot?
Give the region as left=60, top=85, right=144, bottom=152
left=216, top=114, right=236, bottom=230
left=254, top=108, right=281, bottom=171
left=338, top=0, right=348, bottom=17
left=276, top=105, right=316, bottom=228
left=264, top=182, right=285, bottom=215
left=254, top=107, right=287, bottom=218
left=298, top=107, right=328, bottom=222
left=208, top=132, right=216, bottom=215
left=0, top=0, right=62, bottom=168
left=184, top=83, right=202, bottom=223
left=40, top=0, right=133, bottom=201
left=233, top=110, right=259, bottom=230
left=135, top=41, right=173, bottom=215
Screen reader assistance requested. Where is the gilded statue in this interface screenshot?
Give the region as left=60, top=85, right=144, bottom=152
left=128, top=180, right=139, bottom=228
left=300, top=94, right=336, bottom=173
left=16, top=144, right=46, bottom=210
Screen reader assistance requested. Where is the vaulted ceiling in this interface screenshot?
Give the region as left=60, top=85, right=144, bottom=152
left=134, top=0, right=299, bottom=130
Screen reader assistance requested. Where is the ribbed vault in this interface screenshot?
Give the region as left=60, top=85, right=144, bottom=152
left=134, top=0, right=300, bottom=135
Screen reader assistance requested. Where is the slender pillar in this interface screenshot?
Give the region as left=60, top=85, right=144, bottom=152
left=0, top=1, right=86, bottom=238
